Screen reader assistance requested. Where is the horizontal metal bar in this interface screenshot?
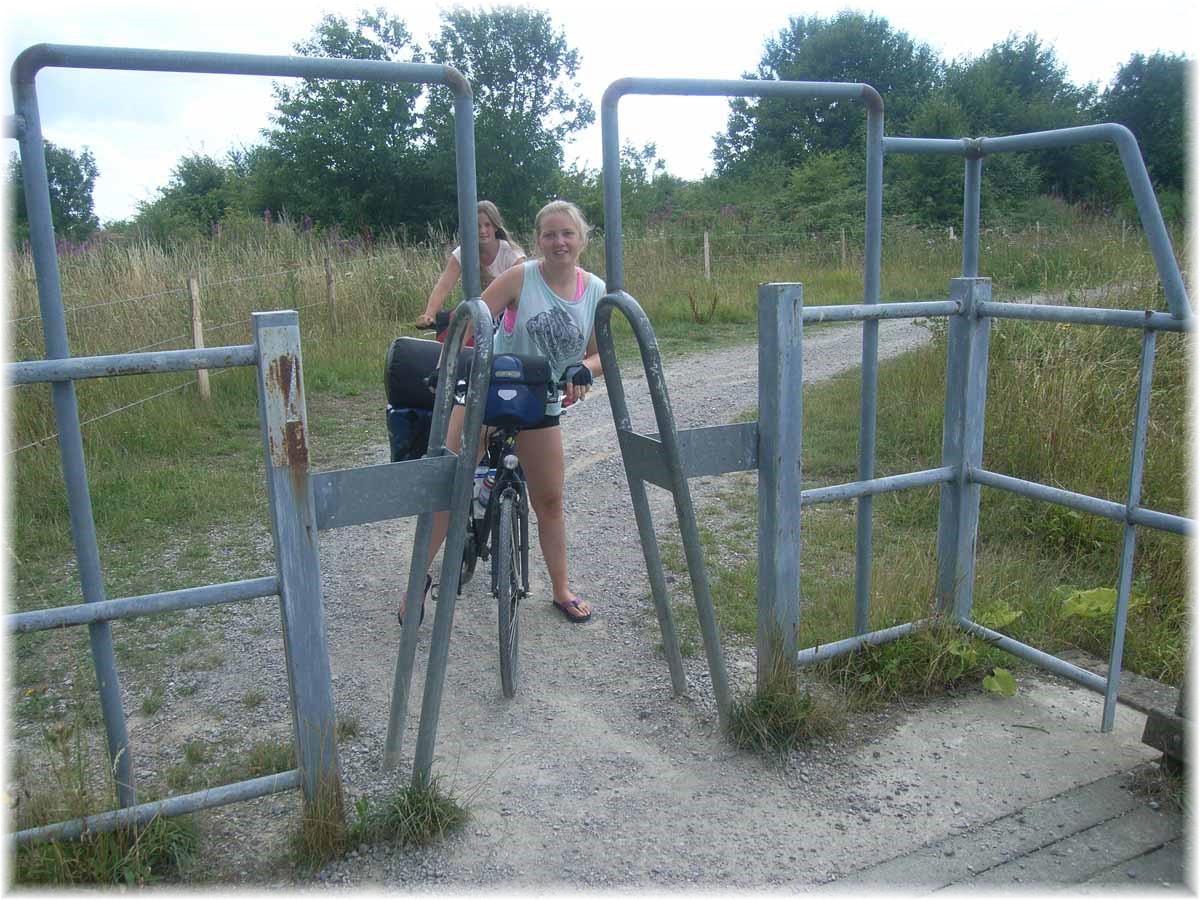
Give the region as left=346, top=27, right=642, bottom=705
left=14, top=44, right=469, bottom=96
left=11, top=769, right=301, bottom=847
left=7, top=345, right=257, bottom=385
left=312, top=453, right=458, bottom=530
left=801, top=467, right=955, bottom=506
left=971, top=467, right=1128, bottom=521
left=617, top=422, right=759, bottom=489
left=970, top=467, right=1193, bottom=536
left=883, top=136, right=971, bottom=156
left=802, top=300, right=960, bottom=324
left=7, top=576, right=279, bottom=634
left=958, top=619, right=1107, bottom=693
left=603, top=76, right=881, bottom=110
left=977, top=301, right=1191, bottom=333
left=1131, top=506, right=1193, bottom=537
left=796, top=619, right=929, bottom=665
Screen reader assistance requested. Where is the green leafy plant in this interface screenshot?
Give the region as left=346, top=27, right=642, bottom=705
left=1061, top=586, right=1148, bottom=621
left=981, top=667, right=1017, bottom=696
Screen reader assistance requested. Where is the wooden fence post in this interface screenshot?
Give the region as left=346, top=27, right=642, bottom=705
left=187, top=275, right=211, bottom=402
left=703, top=230, right=711, bottom=282
left=324, top=256, right=338, bottom=334
left=840, top=227, right=847, bottom=269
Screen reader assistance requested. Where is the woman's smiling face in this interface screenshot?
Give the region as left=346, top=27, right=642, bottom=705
left=537, top=212, right=582, bottom=263
left=477, top=212, right=497, bottom=246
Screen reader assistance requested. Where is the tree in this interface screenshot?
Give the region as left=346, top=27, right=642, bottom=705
left=714, top=12, right=943, bottom=176
left=263, top=9, right=432, bottom=232
left=1101, top=52, right=1188, bottom=194
left=422, top=6, right=594, bottom=225
left=943, top=34, right=1100, bottom=202
left=9, top=141, right=100, bottom=245
left=134, top=153, right=239, bottom=240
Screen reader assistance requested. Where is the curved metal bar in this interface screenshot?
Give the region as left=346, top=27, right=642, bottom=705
left=383, top=299, right=494, bottom=781
left=886, top=124, right=1189, bottom=320
left=979, top=124, right=1187, bottom=319
left=593, top=296, right=687, bottom=699
left=601, top=72, right=886, bottom=655
left=11, top=53, right=133, bottom=808
left=596, top=291, right=731, bottom=726
left=11, top=43, right=481, bottom=306
left=412, top=301, right=495, bottom=784
left=600, top=77, right=882, bottom=293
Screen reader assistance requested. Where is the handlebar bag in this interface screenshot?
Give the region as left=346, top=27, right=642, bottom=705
left=484, top=354, right=550, bottom=428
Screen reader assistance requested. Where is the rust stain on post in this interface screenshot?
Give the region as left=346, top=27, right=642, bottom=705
left=283, top=420, right=310, bottom=469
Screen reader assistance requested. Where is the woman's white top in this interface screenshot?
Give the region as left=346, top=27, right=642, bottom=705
left=451, top=239, right=525, bottom=281
left=493, top=260, right=605, bottom=415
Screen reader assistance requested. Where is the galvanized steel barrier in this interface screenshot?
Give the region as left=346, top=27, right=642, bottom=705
left=5, top=43, right=484, bottom=845
left=596, top=79, right=1192, bottom=734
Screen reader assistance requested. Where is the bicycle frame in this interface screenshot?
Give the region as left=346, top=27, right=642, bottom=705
left=472, top=426, right=531, bottom=601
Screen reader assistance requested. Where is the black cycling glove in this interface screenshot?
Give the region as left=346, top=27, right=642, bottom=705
left=562, top=364, right=593, bottom=388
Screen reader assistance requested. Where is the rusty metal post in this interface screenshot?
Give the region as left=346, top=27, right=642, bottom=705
left=252, top=310, right=344, bottom=824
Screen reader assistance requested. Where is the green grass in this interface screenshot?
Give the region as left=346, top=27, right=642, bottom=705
left=346, top=778, right=468, bottom=849
left=10, top=717, right=200, bottom=886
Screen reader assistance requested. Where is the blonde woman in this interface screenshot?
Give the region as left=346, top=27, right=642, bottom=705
left=415, top=200, right=526, bottom=328
left=401, top=200, right=603, bottom=626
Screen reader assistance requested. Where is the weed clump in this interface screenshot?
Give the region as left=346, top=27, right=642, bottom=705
left=13, top=817, right=198, bottom=886
left=347, top=778, right=468, bottom=849
left=820, top=622, right=1009, bottom=707
left=728, top=655, right=845, bottom=759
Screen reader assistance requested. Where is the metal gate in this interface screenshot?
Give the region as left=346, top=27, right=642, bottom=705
left=594, top=78, right=1192, bottom=734
left=5, top=43, right=482, bottom=845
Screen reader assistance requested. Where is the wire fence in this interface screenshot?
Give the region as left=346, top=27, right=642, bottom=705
left=6, top=221, right=1148, bottom=458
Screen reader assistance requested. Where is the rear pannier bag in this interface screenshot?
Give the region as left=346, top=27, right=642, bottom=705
left=386, top=405, right=433, bottom=462
left=483, top=354, right=551, bottom=428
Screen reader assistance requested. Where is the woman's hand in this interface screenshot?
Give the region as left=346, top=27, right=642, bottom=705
left=415, top=311, right=436, bottom=328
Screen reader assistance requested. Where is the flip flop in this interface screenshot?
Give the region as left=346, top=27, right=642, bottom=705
left=553, top=596, right=592, bottom=624
left=398, top=573, right=433, bottom=627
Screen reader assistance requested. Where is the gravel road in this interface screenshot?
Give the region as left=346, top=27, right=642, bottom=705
left=305, top=318, right=940, bottom=888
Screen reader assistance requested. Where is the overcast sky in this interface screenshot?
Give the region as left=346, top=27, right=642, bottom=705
left=3, top=0, right=1196, bottom=223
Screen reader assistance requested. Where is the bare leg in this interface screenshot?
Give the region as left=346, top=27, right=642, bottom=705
left=517, top=425, right=591, bottom=618
left=399, top=405, right=485, bottom=619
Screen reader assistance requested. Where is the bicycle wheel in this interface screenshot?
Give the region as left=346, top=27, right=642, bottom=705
left=496, top=490, right=522, bottom=698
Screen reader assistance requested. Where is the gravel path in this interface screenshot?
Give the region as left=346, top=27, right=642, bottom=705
left=301, top=318, right=938, bottom=888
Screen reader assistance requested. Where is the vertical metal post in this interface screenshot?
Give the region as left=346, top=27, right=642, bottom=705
left=1102, top=328, right=1157, bottom=731
left=594, top=299, right=688, bottom=697
left=853, top=98, right=885, bottom=634
left=12, top=65, right=136, bottom=808
left=757, top=284, right=803, bottom=685
left=962, top=151, right=982, bottom=277
left=252, top=311, right=343, bottom=820
left=452, top=89, right=481, bottom=301
left=936, top=279, right=992, bottom=617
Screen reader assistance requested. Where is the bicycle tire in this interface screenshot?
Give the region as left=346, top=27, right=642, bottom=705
left=496, top=490, right=522, bottom=698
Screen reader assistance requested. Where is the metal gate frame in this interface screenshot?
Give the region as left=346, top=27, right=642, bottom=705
left=5, top=43, right=482, bottom=845
left=595, top=79, right=1192, bottom=733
